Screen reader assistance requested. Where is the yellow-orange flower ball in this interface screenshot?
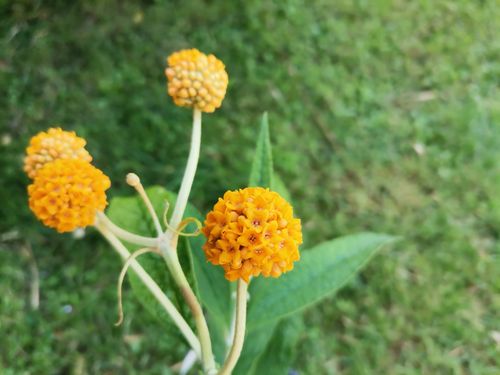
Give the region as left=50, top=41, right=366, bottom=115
left=28, top=159, right=111, bottom=233
left=165, top=48, right=228, bottom=113
left=24, top=127, right=92, bottom=179
left=202, top=187, right=302, bottom=282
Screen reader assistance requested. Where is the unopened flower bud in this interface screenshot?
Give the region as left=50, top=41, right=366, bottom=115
left=126, top=173, right=141, bottom=187
left=165, top=49, right=228, bottom=113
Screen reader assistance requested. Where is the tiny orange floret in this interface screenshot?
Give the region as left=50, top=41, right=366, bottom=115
left=165, top=48, right=228, bottom=113
left=28, top=159, right=111, bottom=233
left=202, top=187, right=302, bottom=282
left=24, top=127, right=92, bottom=179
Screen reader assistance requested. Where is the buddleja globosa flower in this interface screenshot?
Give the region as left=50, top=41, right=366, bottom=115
left=28, top=159, right=111, bottom=233
left=202, top=187, right=302, bottom=282
left=24, top=127, right=92, bottom=179
left=165, top=48, right=228, bottom=113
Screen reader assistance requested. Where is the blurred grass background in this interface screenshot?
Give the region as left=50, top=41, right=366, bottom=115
left=1, top=0, right=499, bottom=374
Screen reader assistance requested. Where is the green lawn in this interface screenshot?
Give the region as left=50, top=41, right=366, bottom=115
left=1, top=1, right=499, bottom=374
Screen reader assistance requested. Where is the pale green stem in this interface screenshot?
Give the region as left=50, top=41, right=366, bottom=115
left=165, top=249, right=216, bottom=374
left=95, top=212, right=158, bottom=247
left=95, top=222, right=201, bottom=359
left=168, top=108, right=202, bottom=232
left=159, top=108, right=216, bottom=373
left=219, top=280, right=248, bottom=375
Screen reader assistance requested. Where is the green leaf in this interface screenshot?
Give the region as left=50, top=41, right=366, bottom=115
left=238, top=235, right=393, bottom=373
left=233, top=316, right=302, bottom=375
left=251, top=316, right=303, bottom=375
left=233, top=115, right=293, bottom=373
left=249, top=112, right=273, bottom=188
left=232, top=320, right=278, bottom=375
left=272, top=173, right=291, bottom=202
left=236, top=114, right=301, bottom=373
left=106, top=186, right=189, bottom=329
left=248, top=113, right=292, bottom=203
left=247, top=233, right=396, bottom=329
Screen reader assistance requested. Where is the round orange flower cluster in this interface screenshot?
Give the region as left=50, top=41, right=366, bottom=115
left=202, top=187, right=302, bottom=282
left=26, top=128, right=110, bottom=233
left=28, top=159, right=110, bottom=233
left=23, top=127, right=92, bottom=179
left=165, top=48, right=228, bottom=113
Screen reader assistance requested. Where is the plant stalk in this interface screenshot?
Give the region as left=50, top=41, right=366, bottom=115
left=96, top=212, right=158, bottom=247
left=167, top=250, right=216, bottom=373
left=95, top=223, right=201, bottom=359
left=219, top=280, right=248, bottom=375
left=168, top=108, right=202, bottom=232
left=160, top=108, right=216, bottom=373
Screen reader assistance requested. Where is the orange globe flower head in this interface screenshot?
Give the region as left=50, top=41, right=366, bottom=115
left=24, top=127, right=92, bottom=179
left=165, top=48, right=228, bottom=113
left=202, top=187, right=303, bottom=282
left=28, top=159, right=111, bottom=233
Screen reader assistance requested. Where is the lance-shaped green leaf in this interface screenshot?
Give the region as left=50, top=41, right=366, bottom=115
left=248, top=113, right=291, bottom=200
left=249, top=112, right=273, bottom=188
left=271, top=173, right=292, bottom=202
left=237, top=113, right=301, bottom=372
left=247, top=233, right=396, bottom=329
left=251, top=315, right=303, bottom=375
left=232, top=320, right=278, bottom=375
